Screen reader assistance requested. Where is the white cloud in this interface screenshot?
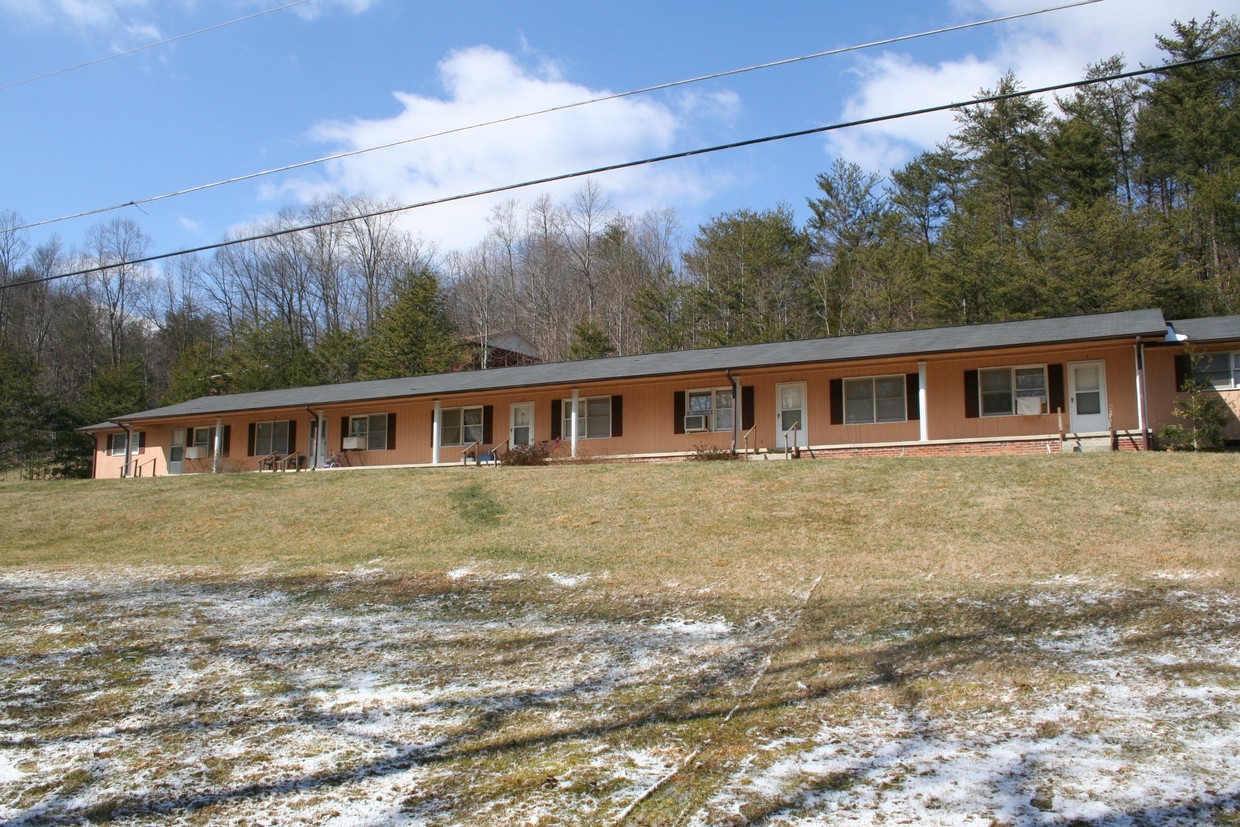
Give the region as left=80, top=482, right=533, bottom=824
left=280, top=45, right=725, bottom=251
left=824, top=0, right=1240, bottom=172
left=0, top=0, right=151, bottom=30
left=289, top=0, right=382, bottom=20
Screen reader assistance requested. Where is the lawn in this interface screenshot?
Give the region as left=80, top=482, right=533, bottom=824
left=1, top=453, right=1238, bottom=825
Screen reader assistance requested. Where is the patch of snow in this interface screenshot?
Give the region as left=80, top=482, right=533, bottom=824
left=652, top=616, right=732, bottom=638
left=546, top=572, right=589, bottom=587
left=0, top=754, right=23, bottom=784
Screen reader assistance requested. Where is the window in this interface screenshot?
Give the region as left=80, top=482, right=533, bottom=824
left=192, top=427, right=212, bottom=452
left=254, top=420, right=290, bottom=455
left=979, top=366, right=1047, bottom=416
left=349, top=413, right=390, bottom=450
left=1196, top=352, right=1240, bottom=389
left=442, top=406, right=484, bottom=446
left=844, top=376, right=907, bottom=425
left=562, top=396, right=613, bottom=439
left=107, top=432, right=145, bottom=456
left=686, top=388, right=734, bottom=432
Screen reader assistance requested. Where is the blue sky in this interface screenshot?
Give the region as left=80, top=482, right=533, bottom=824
left=3, top=0, right=1238, bottom=264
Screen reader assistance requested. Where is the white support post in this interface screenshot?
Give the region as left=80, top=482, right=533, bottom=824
left=1135, top=341, right=1148, bottom=450
left=317, top=410, right=325, bottom=468
left=918, top=362, right=929, bottom=442
left=432, top=400, right=442, bottom=465
left=213, top=417, right=223, bottom=473
left=121, top=423, right=133, bottom=478
left=731, top=374, right=742, bottom=454
left=570, top=388, right=580, bottom=458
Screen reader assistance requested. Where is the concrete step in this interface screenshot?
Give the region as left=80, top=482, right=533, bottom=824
left=1064, top=435, right=1113, bottom=453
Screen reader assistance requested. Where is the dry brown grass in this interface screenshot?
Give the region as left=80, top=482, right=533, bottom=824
left=2, top=453, right=1238, bottom=825
left=3, top=452, right=1236, bottom=599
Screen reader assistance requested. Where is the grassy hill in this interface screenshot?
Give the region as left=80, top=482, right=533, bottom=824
left=4, top=452, right=1238, bottom=589
left=2, top=454, right=1238, bottom=825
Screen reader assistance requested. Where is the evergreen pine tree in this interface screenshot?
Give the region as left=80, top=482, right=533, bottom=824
left=361, top=267, right=465, bottom=380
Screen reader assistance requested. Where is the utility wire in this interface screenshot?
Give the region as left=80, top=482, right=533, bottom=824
left=0, top=0, right=315, bottom=92
left=7, top=49, right=1234, bottom=293
left=10, top=0, right=1103, bottom=234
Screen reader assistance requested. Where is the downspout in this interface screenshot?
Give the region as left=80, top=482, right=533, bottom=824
left=212, top=417, right=223, bottom=473
left=728, top=370, right=741, bottom=455
left=1135, top=339, right=1149, bottom=451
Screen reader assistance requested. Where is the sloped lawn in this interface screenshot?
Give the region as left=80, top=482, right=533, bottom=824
left=1, top=454, right=1237, bottom=824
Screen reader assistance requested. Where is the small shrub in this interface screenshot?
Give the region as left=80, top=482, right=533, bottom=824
left=501, top=442, right=551, bottom=466
left=1158, top=348, right=1232, bottom=451
left=690, top=443, right=739, bottom=461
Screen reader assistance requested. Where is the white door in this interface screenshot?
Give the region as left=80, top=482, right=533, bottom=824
left=510, top=402, right=534, bottom=447
left=776, top=382, right=808, bottom=449
left=1069, top=361, right=1109, bottom=433
left=169, top=428, right=185, bottom=475
left=308, top=418, right=329, bottom=468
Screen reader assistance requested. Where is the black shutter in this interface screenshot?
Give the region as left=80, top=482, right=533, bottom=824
left=829, top=379, right=844, bottom=425
left=611, top=396, right=623, bottom=437
left=1175, top=354, right=1192, bottom=391
left=906, top=373, right=920, bottom=421
left=287, top=420, right=297, bottom=455
left=741, top=386, right=755, bottom=430
left=550, top=399, right=562, bottom=440
left=482, top=406, right=494, bottom=444
left=341, top=416, right=349, bottom=450
left=136, top=432, right=146, bottom=454
left=222, top=425, right=232, bottom=457
left=248, top=423, right=256, bottom=456
left=674, top=391, right=686, bottom=434
left=1047, top=364, right=1065, bottom=414
left=387, top=413, right=396, bottom=450
left=964, top=370, right=980, bottom=419
left=106, top=434, right=114, bottom=454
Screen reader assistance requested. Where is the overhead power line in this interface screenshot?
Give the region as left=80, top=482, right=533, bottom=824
left=0, top=0, right=315, bottom=92
left=11, top=0, right=1103, bottom=234
left=7, top=49, right=1235, bottom=294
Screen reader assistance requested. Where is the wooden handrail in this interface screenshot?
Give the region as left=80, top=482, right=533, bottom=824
left=783, top=420, right=800, bottom=458
left=276, top=451, right=302, bottom=472
left=487, top=439, right=510, bottom=466
left=740, top=425, right=757, bottom=457
left=124, top=456, right=158, bottom=478
left=257, top=451, right=279, bottom=471
left=460, top=441, right=482, bottom=465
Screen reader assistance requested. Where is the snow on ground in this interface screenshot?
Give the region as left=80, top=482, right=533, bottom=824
left=0, top=571, right=1237, bottom=825
left=689, top=585, right=1240, bottom=827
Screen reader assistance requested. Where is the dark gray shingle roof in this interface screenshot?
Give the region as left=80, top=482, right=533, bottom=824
left=94, top=309, right=1168, bottom=427
left=1169, top=315, right=1240, bottom=343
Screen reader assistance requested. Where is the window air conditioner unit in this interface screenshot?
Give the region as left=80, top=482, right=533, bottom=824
left=184, top=446, right=207, bottom=459
left=684, top=414, right=709, bottom=432
left=342, top=436, right=366, bottom=450
left=1016, top=396, right=1044, bottom=416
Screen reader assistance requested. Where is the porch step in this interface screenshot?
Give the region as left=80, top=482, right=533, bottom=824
left=1064, top=435, right=1113, bottom=453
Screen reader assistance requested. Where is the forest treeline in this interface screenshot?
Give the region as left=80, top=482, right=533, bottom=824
left=1, top=15, right=1236, bottom=476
